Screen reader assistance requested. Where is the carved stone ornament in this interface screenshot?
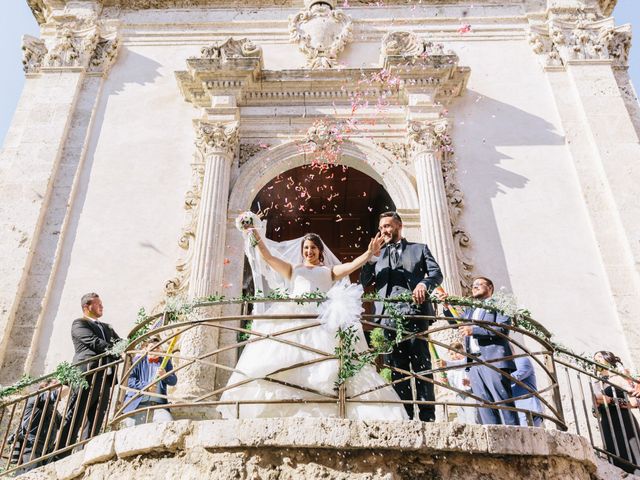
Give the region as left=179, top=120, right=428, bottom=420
left=528, top=17, right=631, bottom=69
left=289, top=0, right=353, bottom=69
left=200, top=37, right=261, bottom=62
left=376, top=142, right=410, bottom=165
left=195, top=122, right=239, bottom=158
left=239, top=143, right=269, bottom=166
left=165, top=161, right=205, bottom=296
left=22, top=35, right=47, bottom=74
left=380, top=31, right=458, bottom=69
left=23, top=20, right=120, bottom=74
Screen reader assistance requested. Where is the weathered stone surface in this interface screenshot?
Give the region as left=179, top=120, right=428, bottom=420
left=16, top=418, right=623, bottom=480
left=52, top=451, right=85, bottom=480
left=485, top=425, right=551, bottom=456
left=114, top=419, right=192, bottom=458
left=83, top=430, right=116, bottom=465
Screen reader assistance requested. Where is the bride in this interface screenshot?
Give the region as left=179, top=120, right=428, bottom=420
left=217, top=220, right=408, bottom=420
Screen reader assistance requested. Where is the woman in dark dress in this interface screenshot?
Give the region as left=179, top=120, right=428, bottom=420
left=593, top=351, right=640, bottom=474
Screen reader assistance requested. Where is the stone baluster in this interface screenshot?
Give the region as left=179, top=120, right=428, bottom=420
left=175, top=121, right=238, bottom=404
left=408, top=120, right=461, bottom=296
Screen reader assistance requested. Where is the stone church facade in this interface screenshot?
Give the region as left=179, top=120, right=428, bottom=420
left=0, top=0, right=638, bottom=386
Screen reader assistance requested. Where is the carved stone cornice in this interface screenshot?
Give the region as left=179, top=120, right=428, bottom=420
left=175, top=37, right=263, bottom=105
left=21, top=20, right=120, bottom=75
left=380, top=32, right=470, bottom=99
left=195, top=121, right=239, bottom=158
left=528, top=17, right=631, bottom=69
left=289, top=0, right=353, bottom=69
left=407, top=120, right=451, bottom=154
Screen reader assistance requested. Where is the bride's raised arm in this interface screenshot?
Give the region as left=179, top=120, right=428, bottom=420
left=250, top=228, right=294, bottom=280
left=331, top=233, right=385, bottom=281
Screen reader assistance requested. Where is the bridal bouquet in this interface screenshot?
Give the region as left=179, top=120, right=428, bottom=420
left=235, top=211, right=260, bottom=247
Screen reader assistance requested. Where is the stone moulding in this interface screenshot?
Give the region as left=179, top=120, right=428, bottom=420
left=528, top=16, right=631, bottom=70
left=288, top=0, right=353, bottom=69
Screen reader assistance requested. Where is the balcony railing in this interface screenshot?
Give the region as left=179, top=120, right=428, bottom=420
left=0, top=298, right=638, bottom=476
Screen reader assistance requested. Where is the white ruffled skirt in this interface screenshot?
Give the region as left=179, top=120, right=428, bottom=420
left=217, top=284, right=408, bottom=420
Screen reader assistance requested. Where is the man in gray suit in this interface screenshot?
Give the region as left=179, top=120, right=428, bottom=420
left=436, top=277, right=519, bottom=425
left=360, top=211, right=443, bottom=422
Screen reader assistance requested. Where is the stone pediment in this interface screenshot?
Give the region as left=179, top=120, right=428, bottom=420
left=175, top=34, right=469, bottom=108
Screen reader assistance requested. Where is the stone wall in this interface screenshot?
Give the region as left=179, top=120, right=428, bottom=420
left=18, top=418, right=628, bottom=480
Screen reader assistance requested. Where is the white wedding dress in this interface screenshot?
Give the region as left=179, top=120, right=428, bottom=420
left=217, top=264, right=408, bottom=420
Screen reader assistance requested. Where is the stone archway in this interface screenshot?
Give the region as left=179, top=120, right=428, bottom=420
left=223, top=139, right=422, bottom=301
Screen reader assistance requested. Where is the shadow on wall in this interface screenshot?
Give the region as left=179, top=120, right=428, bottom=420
left=451, top=89, right=566, bottom=291
left=31, top=49, right=162, bottom=375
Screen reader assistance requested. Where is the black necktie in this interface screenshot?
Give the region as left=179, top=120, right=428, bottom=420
left=389, top=243, right=400, bottom=269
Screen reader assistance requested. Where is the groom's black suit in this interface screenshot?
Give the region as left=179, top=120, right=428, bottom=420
left=360, top=238, right=443, bottom=421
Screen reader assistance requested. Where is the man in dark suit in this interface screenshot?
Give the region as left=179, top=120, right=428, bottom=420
left=59, top=292, right=121, bottom=451
left=360, top=211, right=443, bottom=422
left=436, top=277, right=519, bottom=425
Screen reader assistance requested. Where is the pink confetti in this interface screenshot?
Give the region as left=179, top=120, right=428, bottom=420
left=458, top=24, right=472, bottom=34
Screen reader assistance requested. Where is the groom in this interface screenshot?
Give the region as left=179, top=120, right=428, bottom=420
left=360, top=211, right=443, bottom=422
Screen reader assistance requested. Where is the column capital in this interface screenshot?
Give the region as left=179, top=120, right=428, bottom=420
left=527, top=16, right=631, bottom=70
left=195, top=121, right=239, bottom=158
left=407, top=120, right=451, bottom=154
left=22, top=19, right=121, bottom=76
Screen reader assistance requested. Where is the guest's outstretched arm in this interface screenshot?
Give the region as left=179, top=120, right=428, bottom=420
left=332, top=233, right=385, bottom=281
left=250, top=228, right=293, bottom=280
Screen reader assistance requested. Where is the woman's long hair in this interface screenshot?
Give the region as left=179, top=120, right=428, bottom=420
left=595, top=351, right=623, bottom=368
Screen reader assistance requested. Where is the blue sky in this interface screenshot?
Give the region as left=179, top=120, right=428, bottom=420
left=0, top=1, right=638, bottom=146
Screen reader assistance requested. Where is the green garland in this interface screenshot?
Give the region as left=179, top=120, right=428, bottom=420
left=0, top=290, right=607, bottom=402
left=0, top=362, right=88, bottom=402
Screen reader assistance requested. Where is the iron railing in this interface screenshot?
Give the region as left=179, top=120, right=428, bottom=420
left=1, top=298, right=638, bottom=476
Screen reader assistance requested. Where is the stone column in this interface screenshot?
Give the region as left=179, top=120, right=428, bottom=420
left=175, top=121, right=238, bottom=402
left=408, top=120, right=461, bottom=295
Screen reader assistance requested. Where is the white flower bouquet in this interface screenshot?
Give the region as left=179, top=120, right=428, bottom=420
left=235, top=211, right=261, bottom=247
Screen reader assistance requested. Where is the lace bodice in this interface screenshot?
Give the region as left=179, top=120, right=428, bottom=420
left=290, top=265, right=333, bottom=296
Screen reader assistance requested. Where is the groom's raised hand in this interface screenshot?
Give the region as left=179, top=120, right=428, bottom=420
left=368, top=232, right=385, bottom=257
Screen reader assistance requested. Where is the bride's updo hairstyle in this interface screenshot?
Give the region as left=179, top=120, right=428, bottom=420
left=301, top=233, right=325, bottom=263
